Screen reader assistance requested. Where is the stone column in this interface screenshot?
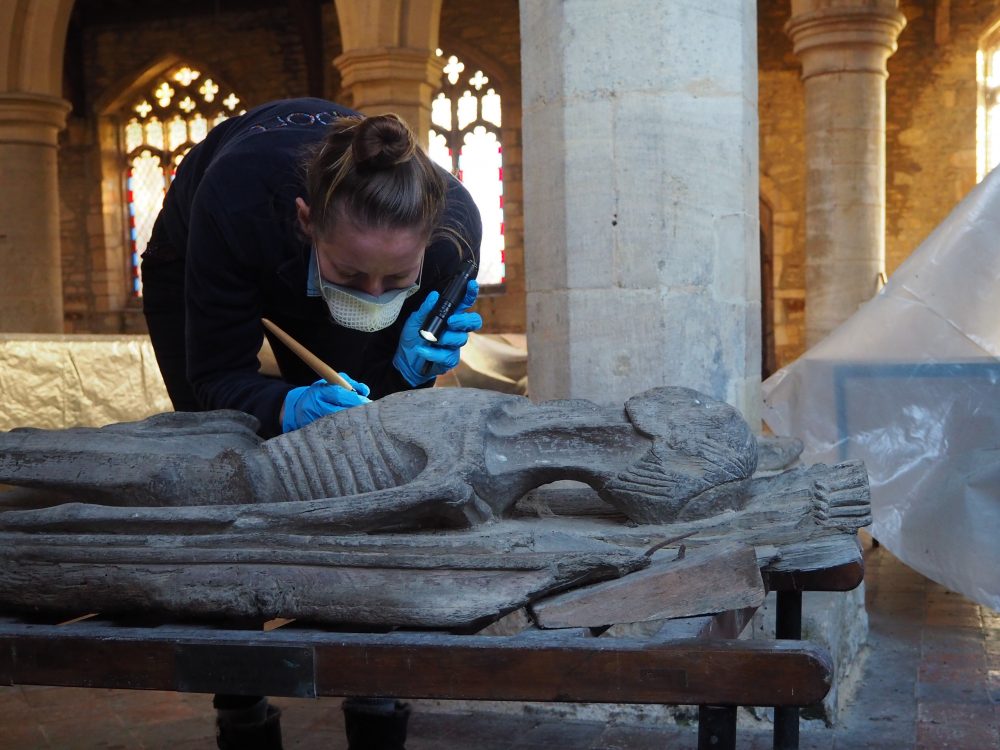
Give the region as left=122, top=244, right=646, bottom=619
left=520, top=1, right=761, bottom=421
left=333, top=48, right=443, bottom=137
left=0, top=93, right=71, bottom=332
left=785, top=0, right=906, bottom=346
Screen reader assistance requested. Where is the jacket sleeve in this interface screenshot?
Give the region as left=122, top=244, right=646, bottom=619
left=184, top=178, right=291, bottom=437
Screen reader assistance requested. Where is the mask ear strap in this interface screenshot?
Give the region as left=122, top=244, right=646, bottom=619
left=313, top=245, right=325, bottom=283
left=415, top=252, right=425, bottom=287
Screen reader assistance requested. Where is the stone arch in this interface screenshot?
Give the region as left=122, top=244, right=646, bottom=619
left=335, top=0, right=442, bottom=51
left=0, top=0, right=75, bottom=95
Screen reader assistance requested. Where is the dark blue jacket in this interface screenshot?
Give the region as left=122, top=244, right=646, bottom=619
left=155, top=98, right=481, bottom=437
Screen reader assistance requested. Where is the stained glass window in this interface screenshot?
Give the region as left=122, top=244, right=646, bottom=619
left=123, top=65, right=244, bottom=295
left=978, top=30, right=1000, bottom=181
left=429, top=50, right=505, bottom=286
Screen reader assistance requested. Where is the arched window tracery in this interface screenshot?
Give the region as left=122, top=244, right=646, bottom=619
left=429, top=50, right=505, bottom=286
left=121, top=64, right=243, bottom=295
left=978, top=24, right=1000, bottom=181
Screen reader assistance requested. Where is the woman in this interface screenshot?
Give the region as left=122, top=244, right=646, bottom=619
left=142, top=97, right=482, bottom=438
left=141, top=98, right=482, bottom=749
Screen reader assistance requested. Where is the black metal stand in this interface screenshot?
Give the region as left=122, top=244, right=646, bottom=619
left=773, top=590, right=802, bottom=750
left=698, top=704, right=737, bottom=750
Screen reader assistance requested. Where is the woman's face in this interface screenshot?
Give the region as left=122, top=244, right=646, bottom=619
left=296, top=198, right=425, bottom=297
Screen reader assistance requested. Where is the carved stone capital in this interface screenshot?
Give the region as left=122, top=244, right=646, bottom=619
left=334, top=46, right=444, bottom=92
left=0, top=92, right=71, bottom=147
left=785, top=4, right=907, bottom=80
left=333, top=47, right=443, bottom=131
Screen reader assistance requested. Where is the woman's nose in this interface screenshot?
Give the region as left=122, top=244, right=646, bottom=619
left=357, top=278, right=385, bottom=297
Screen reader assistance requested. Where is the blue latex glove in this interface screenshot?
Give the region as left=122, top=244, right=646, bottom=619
left=281, top=374, right=371, bottom=433
left=393, top=279, right=483, bottom=387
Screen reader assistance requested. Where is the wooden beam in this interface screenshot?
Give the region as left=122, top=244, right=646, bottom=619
left=0, top=622, right=833, bottom=707
left=530, top=542, right=765, bottom=628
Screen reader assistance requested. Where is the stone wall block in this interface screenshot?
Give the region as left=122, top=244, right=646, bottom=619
left=525, top=288, right=571, bottom=398
left=521, top=101, right=571, bottom=290
left=564, top=288, right=667, bottom=399
left=518, top=2, right=566, bottom=108
left=522, top=0, right=759, bottom=414
left=561, top=99, right=616, bottom=290
left=612, top=93, right=745, bottom=291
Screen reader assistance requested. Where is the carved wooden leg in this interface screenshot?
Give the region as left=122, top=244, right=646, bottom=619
left=241, top=474, right=493, bottom=533
left=0, top=474, right=493, bottom=536
left=773, top=590, right=802, bottom=750
left=698, top=704, right=737, bottom=750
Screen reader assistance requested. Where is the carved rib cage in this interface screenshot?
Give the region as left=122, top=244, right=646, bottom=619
left=262, top=404, right=419, bottom=502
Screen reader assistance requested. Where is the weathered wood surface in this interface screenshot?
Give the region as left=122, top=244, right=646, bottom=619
left=0, top=530, right=647, bottom=628
left=0, top=459, right=867, bottom=626
left=755, top=435, right=804, bottom=471
left=0, top=618, right=833, bottom=707
left=0, top=387, right=757, bottom=529
left=0, top=387, right=869, bottom=628
left=530, top=542, right=765, bottom=628
left=518, top=460, right=870, bottom=577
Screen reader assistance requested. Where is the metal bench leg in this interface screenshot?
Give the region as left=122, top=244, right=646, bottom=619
left=773, top=590, right=802, bottom=750
left=698, top=705, right=736, bottom=750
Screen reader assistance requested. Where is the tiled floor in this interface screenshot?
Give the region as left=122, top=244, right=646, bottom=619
left=0, top=538, right=997, bottom=749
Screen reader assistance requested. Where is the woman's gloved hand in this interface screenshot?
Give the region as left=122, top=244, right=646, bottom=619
left=281, top=374, right=371, bottom=433
left=393, top=280, right=483, bottom=387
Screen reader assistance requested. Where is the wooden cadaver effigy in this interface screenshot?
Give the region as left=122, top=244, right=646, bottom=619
left=0, top=387, right=869, bottom=628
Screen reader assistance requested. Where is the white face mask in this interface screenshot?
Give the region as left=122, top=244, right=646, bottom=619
left=316, top=251, right=421, bottom=332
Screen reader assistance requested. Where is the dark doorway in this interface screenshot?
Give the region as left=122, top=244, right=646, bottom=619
left=760, top=197, right=777, bottom=380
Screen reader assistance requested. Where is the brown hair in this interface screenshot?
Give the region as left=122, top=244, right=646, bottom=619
left=302, top=114, right=447, bottom=241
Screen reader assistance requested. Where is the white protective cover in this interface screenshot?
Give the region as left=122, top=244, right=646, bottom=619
left=762, top=168, right=1000, bottom=612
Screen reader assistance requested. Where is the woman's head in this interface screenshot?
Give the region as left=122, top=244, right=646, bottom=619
left=297, top=114, right=447, bottom=297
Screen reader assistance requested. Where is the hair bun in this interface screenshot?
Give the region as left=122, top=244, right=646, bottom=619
left=352, top=114, right=417, bottom=170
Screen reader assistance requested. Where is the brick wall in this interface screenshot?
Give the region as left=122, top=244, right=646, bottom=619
left=757, top=0, right=1000, bottom=368
left=59, top=4, right=315, bottom=334
left=759, top=0, right=808, bottom=367
left=886, top=0, right=999, bottom=274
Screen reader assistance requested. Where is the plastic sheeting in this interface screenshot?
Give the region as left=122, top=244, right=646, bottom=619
left=762, top=168, right=1000, bottom=612
left=0, top=334, right=172, bottom=430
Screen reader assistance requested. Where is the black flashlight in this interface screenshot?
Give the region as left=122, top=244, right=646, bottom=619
left=419, top=258, right=477, bottom=375
left=420, top=258, right=477, bottom=343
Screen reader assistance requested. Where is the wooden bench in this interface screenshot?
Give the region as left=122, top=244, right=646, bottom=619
left=0, top=561, right=859, bottom=750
